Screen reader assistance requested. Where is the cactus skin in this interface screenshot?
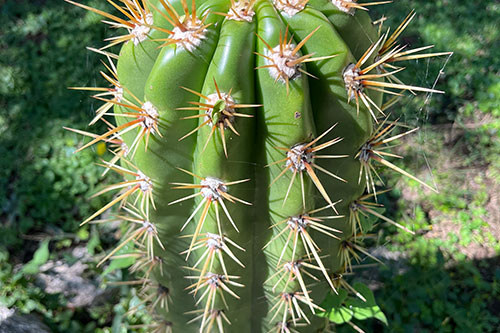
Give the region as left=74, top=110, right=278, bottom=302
left=67, top=0, right=449, bottom=331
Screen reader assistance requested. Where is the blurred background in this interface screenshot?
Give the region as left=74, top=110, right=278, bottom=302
left=0, top=0, right=498, bottom=332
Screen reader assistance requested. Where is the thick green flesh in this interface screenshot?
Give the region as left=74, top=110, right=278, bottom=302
left=191, top=15, right=257, bottom=331
left=280, top=7, right=372, bottom=274
left=307, top=0, right=379, bottom=60
left=111, top=0, right=378, bottom=331
left=256, top=2, right=321, bottom=330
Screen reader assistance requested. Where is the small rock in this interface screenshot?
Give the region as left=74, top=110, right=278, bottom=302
left=0, top=306, right=50, bottom=333
left=35, top=253, right=104, bottom=308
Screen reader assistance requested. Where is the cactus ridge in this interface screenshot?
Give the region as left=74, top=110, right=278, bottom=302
left=66, top=0, right=450, bottom=331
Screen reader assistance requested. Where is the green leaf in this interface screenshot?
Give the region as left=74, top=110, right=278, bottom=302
left=349, top=303, right=388, bottom=325
left=22, top=239, right=50, bottom=274
left=328, top=306, right=354, bottom=324
left=102, top=242, right=136, bottom=275
left=317, top=289, right=353, bottom=324
left=86, top=227, right=100, bottom=256
left=111, top=314, right=124, bottom=333
left=0, top=248, right=9, bottom=263
left=351, top=283, right=377, bottom=305
left=318, top=289, right=348, bottom=311
left=77, top=227, right=89, bottom=241
left=344, top=282, right=388, bottom=325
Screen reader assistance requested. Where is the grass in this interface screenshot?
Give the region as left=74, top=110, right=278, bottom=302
left=342, top=1, right=500, bottom=331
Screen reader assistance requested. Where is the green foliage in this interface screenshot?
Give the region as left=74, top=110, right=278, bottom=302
left=345, top=284, right=388, bottom=325
left=0, top=247, right=84, bottom=331
left=102, top=243, right=136, bottom=276
left=0, top=0, right=124, bottom=330
left=0, top=0, right=117, bottom=249
left=375, top=251, right=499, bottom=332
left=318, top=283, right=388, bottom=327
left=373, top=1, right=499, bottom=118
left=318, top=289, right=354, bottom=324
left=363, top=143, right=500, bottom=331
left=0, top=242, right=149, bottom=332
left=359, top=4, right=500, bottom=330
left=22, top=239, right=50, bottom=275
left=372, top=1, right=500, bottom=169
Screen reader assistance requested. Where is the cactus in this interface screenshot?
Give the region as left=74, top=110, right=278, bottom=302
left=66, top=0, right=450, bottom=331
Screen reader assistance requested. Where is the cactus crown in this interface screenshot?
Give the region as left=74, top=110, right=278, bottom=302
left=67, top=0, right=450, bottom=331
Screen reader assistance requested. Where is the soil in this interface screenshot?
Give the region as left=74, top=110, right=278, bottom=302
left=398, top=120, right=500, bottom=261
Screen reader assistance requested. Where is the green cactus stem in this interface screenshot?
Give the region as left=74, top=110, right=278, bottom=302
left=66, top=0, right=450, bottom=331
